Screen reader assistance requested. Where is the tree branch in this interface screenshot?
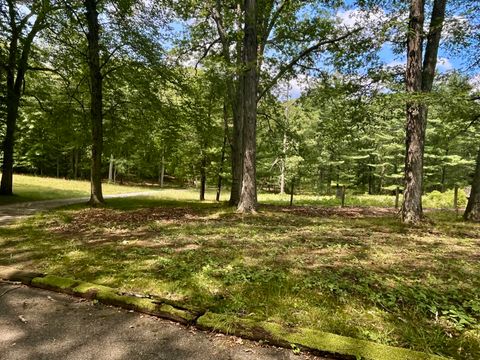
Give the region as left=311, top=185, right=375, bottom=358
left=195, top=37, right=221, bottom=70
left=257, top=28, right=362, bottom=102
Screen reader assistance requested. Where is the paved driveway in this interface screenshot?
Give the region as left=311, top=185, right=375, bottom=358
left=0, top=283, right=322, bottom=360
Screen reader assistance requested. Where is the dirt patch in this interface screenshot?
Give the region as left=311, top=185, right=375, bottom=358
left=261, top=205, right=397, bottom=218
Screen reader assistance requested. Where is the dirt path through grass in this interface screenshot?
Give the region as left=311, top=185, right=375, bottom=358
left=0, top=192, right=158, bottom=225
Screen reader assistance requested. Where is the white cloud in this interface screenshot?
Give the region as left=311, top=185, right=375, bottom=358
left=386, top=59, right=405, bottom=67
left=469, top=74, right=480, bottom=93
left=437, top=57, right=453, bottom=72
left=337, top=8, right=387, bottom=31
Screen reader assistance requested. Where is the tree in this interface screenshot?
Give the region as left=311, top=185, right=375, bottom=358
left=464, top=144, right=480, bottom=221
left=401, top=0, right=447, bottom=223
left=0, top=0, right=51, bottom=195
left=82, top=0, right=105, bottom=205
left=237, top=0, right=258, bottom=212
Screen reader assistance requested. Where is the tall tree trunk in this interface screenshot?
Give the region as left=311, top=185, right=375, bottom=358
left=402, top=0, right=425, bottom=224
left=229, top=80, right=244, bottom=205
left=464, top=145, right=480, bottom=221
left=402, top=0, right=446, bottom=224
left=200, top=155, right=206, bottom=201
left=108, top=154, right=114, bottom=183
left=1, top=0, right=46, bottom=195
left=85, top=0, right=104, bottom=206
left=228, top=7, right=245, bottom=206
left=74, top=149, right=79, bottom=179
left=237, top=0, right=258, bottom=213
left=279, top=132, right=287, bottom=194
left=159, top=149, right=165, bottom=187
left=0, top=92, right=19, bottom=195
left=217, top=103, right=228, bottom=202
left=441, top=149, right=448, bottom=192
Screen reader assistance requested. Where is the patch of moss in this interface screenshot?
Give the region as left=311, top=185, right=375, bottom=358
left=73, top=281, right=114, bottom=295
left=197, top=313, right=445, bottom=360
left=95, top=288, right=157, bottom=312
left=158, top=304, right=196, bottom=323
left=31, top=275, right=79, bottom=292
left=196, top=312, right=286, bottom=345
left=262, top=322, right=446, bottom=360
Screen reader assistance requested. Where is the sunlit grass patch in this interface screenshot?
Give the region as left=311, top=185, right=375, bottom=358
left=0, top=190, right=478, bottom=358
left=0, top=173, right=159, bottom=205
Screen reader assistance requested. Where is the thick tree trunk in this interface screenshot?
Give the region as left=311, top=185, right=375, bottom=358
left=0, top=92, right=19, bottom=195
left=237, top=0, right=258, bottom=213
left=85, top=0, right=104, bottom=206
left=1, top=1, right=47, bottom=195
left=464, top=145, right=480, bottom=221
left=402, top=0, right=446, bottom=224
left=228, top=17, right=245, bottom=206
left=401, top=0, right=425, bottom=224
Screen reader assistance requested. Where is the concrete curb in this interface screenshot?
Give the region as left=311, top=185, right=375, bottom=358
left=0, top=266, right=447, bottom=360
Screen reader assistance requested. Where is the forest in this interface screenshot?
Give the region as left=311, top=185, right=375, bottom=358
left=1, top=0, right=480, bottom=359
left=1, top=0, right=479, bottom=220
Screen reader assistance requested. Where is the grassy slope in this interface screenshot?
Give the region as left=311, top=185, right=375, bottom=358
left=0, top=189, right=478, bottom=359
left=0, top=174, right=155, bottom=205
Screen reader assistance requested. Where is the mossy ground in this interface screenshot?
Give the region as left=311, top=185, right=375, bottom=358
left=0, top=190, right=478, bottom=359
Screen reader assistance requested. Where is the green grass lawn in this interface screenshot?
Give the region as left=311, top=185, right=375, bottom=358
left=1, top=188, right=478, bottom=359
left=0, top=174, right=157, bottom=205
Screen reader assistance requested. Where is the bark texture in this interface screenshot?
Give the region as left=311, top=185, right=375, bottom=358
left=85, top=0, right=105, bottom=206
left=402, top=0, right=447, bottom=224
left=464, top=145, right=480, bottom=221
left=237, top=0, right=258, bottom=213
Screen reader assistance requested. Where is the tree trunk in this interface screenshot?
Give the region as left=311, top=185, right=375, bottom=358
left=0, top=91, right=19, bottom=195
left=159, top=150, right=165, bottom=187
left=228, top=29, right=245, bottom=206
left=289, top=179, right=294, bottom=206
left=217, top=103, right=228, bottom=202
left=200, top=155, right=206, bottom=201
left=74, top=149, right=79, bottom=179
left=280, top=132, right=287, bottom=194
left=108, top=154, right=114, bottom=183
left=464, top=145, right=480, bottom=221
left=85, top=0, right=104, bottom=206
left=1, top=1, right=44, bottom=195
left=402, top=0, right=447, bottom=224
left=237, top=0, right=258, bottom=213
left=401, top=0, right=425, bottom=224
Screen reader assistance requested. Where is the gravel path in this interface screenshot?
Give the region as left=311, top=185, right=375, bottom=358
left=0, top=192, right=157, bottom=225
left=0, top=283, right=323, bottom=360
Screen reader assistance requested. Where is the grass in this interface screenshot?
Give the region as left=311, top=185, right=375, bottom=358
left=0, top=173, right=157, bottom=205
left=0, top=187, right=478, bottom=359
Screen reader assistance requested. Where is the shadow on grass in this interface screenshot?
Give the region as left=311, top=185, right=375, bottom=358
left=0, top=200, right=479, bottom=359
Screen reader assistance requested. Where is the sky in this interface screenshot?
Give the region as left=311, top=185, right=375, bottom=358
left=284, top=3, right=478, bottom=98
